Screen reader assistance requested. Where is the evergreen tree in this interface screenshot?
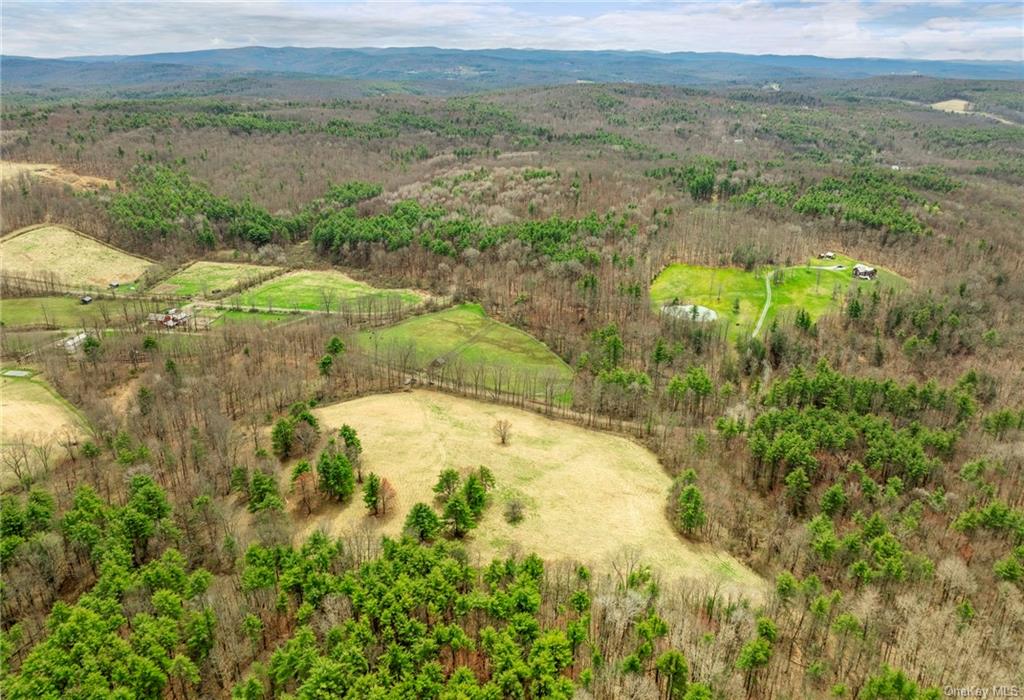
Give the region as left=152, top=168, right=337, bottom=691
left=677, top=485, right=706, bottom=536
left=363, top=473, right=382, bottom=515
left=404, top=503, right=442, bottom=542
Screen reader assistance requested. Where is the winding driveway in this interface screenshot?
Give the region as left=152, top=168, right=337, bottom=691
left=751, top=272, right=772, bottom=338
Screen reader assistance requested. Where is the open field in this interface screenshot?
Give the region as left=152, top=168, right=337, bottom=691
left=651, top=256, right=909, bottom=335
left=199, top=308, right=304, bottom=327
left=228, top=269, right=423, bottom=311
left=358, top=303, right=573, bottom=383
left=0, top=296, right=160, bottom=329
left=0, top=160, right=117, bottom=191
left=294, top=390, right=764, bottom=598
left=1, top=370, right=87, bottom=488
left=650, top=264, right=767, bottom=333
left=929, top=99, right=1015, bottom=126
left=0, top=225, right=153, bottom=289
left=149, top=261, right=280, bottom=297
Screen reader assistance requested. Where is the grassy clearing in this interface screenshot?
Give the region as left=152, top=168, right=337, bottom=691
left=150, top=261, right=280, bottom=297
left=358, top=303, right=573, bottom=383
left=201, top=308, right=304, bottom=327
left=0, top=296, right=158, bottom=329
left=650, top=264, right=766, bottom=332
left=651, top=255, right=908, bottom=335
left=1, top=371, right=88, bottom=488
left=294, top=391, right=764, bottom=599
left=0, top=161, right=117, bottom=191
left=228, top=270, right=423, bottom=312
left=0, top=225, right=152, bottom=289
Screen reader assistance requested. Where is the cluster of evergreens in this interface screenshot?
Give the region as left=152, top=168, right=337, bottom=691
left=2, top=478, right=215, bottom=699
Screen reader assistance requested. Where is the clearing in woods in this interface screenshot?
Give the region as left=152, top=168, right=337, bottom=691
left=358, top=303, right=573, bottom=385
left=294, top=391, right=765, bottom=599
left=0, top=161, right=117, bottom=191
left=0, top=371, right=88, bottom=488
left=228, top=270, right=423, bottom=312
left=150, top=261, right=281, bottom=297
left=0, top=296, right=161, bottom=329
left=0, top=225, right=153, bottom=289
left=651, top=255, right=908, bottom=336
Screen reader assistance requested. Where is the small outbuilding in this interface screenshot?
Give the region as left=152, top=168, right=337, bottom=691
left=852, top=264, right=877, bottom=280
left=818, top=251, right=836, bottom=260
left=80, top=295, right=93, bottom=305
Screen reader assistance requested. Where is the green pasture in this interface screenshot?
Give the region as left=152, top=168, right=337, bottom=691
left=650, top=264, right=766, bottom=332
left=207, top=309, right=304, bottom=327
left=651, top=255, right=908, bottom=336
left=358, top=303, right=573, bottom=384
left=228, top=270, right=423, bottom=312
left=152, top=261, right=279, bottom=297
left=0, top=296, right=159, bottom=329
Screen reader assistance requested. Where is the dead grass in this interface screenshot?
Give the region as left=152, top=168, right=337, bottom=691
left=931, top=99, right=973, bottom=114
left=0, top=372, right=87, bottom=489
left=288, top=390, right=765, bottom=599
left=0, top=225, right=153, bottom=288
left=0, top=161, right=116, bottom=191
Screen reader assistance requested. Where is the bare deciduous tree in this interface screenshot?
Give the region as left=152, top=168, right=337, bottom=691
left=493, top=419, right=512, bottom=446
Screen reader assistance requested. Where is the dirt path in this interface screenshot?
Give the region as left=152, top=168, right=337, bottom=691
left=752, top=272, right=772, bottom=338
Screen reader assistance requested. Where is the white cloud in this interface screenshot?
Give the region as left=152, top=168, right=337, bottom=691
left=1, top=0, right=1021, bottom=61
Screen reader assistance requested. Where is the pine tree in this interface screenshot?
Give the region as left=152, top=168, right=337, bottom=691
left=677, top=485, right=706, bottom=536
left=363, top=473, right=382, bottom=515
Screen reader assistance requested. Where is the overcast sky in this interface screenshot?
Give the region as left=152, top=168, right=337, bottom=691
left=3, top=1, right=1022, bottom=61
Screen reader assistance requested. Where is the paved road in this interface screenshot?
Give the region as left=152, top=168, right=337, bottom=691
left=751, top=272, right=772, bottom=338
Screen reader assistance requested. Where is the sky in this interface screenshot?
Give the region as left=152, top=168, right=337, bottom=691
left=2, top=0, right=1022, bottom=61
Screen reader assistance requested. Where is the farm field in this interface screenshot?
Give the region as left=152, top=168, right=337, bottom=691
left=149, top=261, right=280, bottom=297
left=651, top=255, right=908, bottom=335
left=0, top=296, right=159, bottom=329
left=0, top=225, right=153, bottom=289
left=228, top=269, right=423, bottom=312
left=358, top=303, right=573, bottom=384
left=297, top=391, right=765, bottom=599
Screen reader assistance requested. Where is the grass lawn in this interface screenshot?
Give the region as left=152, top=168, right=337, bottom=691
left=150, top=261, right=279, bottom=297
left=651, top=255, right=909, bottom=336
left=359, top=303, right=573, bottom=384
left=228, top=270, right=423, bottom=312
left=650, top=264, right=766, bottom=332
left=207, top=309, right=304, bottom=327
left=0, top=225, right=152, bottom=290
left=0, top=296, right=160, bottom=329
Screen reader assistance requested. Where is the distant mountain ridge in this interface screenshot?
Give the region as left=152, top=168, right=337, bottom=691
left=4, top=46, right=1021, bottom=94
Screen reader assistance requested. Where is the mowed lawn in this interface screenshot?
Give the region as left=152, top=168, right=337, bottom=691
left=652, top=256, right=908, bottom=334
left=650, top=264, right=766, bottom=331
left=150, top=261, right=280, bottom=297
left=229, top=270, right=423, bottom=312
left=0, top=296, right=160, bottom=329
left=0, top=225, right=152, bottom=289
left=289, top=391, right=765, bottom=600
left=207, top=309, right=304, bottom=327
left=358, top=303, right=573, bottom=383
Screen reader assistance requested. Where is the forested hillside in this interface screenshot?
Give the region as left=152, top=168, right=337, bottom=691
left=1, top=70, right=1022, bottom=699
